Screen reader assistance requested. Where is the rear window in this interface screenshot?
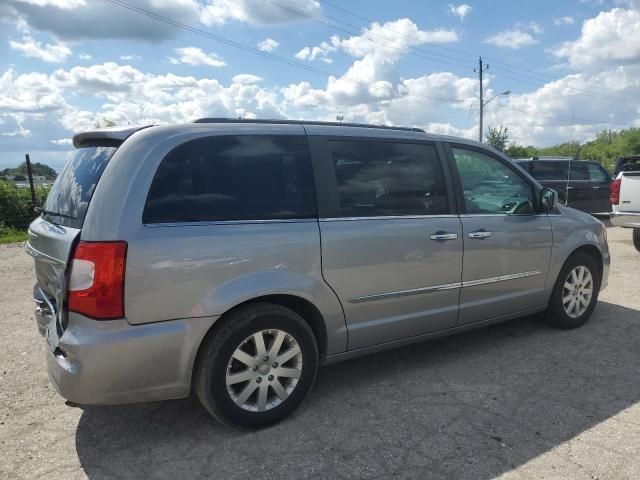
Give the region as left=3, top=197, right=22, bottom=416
left=42, top=143, right=118, bottom=228
left=143, top=135, right=316, bottom=224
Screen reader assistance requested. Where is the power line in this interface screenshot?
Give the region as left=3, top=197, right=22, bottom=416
left=101, top=0, right=467, bottom=105
left=315, top=0, right=635, bottom=102
left=262, top=0, right=472, bottom=72
left=102, top=0, right=633, bottom=131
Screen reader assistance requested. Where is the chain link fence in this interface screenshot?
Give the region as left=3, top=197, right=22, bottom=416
left=1, top=156, right=50, bottom=244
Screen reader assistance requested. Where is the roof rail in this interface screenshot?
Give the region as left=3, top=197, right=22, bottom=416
left=192, top=118, right=425, bottom=133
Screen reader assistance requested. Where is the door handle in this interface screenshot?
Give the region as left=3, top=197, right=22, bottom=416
left=430, top=233, right=458, bottom=241
left=468, top=231, right=493, bottom=239
left=592, top=186, right=601, bottom=189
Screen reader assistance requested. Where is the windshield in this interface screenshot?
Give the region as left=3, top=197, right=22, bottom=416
left=42, top=143, right=118, bottom=228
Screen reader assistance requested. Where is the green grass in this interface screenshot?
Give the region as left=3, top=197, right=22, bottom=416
left=0, top=227, right=28, bottom=244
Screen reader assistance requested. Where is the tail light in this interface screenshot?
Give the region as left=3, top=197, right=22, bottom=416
left=610, top=178, right=621, bottom=205
left=68, top=241, right=127, bottom=320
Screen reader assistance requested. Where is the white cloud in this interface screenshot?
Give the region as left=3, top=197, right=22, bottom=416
left=448, top=4, right=472, bottom=21
left=528, top=21, right=544, bottom=34
left=257, top=38, right=279, bottom=52
left=50, top=138, right=72, bottom=145
left=1, top=125, right=31, bottom=137
left=485, top=29, right=538, bottom=49
left=485, top=21, right=544, bottom=49
left=232, top=74, right=263, bottom=84
left=554, top=16, right=575, bottom=26
left=168, top=47, right=226, bottom=67
left=78, top=52, right=91, bottom=60
left=120, top=55, right=141, bottom=61
left=5, top=0, right=201, bottom=41
left=12, top=0, right=85, bottom=8
left=200, top=0, right=321, bottom=26
left=294, top=40, right=337, bottom=63
left=9, top=35, right=71, bottom=62
left=554, top=7, right=640, bottom=68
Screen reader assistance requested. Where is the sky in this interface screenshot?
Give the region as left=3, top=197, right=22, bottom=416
left=1, top=0, right=640, bottom=172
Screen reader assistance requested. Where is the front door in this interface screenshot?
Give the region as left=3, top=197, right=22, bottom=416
left=316, top=137, right=463, bottom=350
left=447, top=145, right=553, bottom=325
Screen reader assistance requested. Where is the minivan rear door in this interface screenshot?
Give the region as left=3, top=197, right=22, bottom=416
left=311, top=134, right=463, bottom=350
left=26, top=142, right=119, bottom=340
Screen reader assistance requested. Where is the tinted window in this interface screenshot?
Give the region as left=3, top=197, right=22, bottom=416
left=328, top=141, right=449, bottom=217
left=144, top=135, right=316, bottom=223
left=587, top=163, right=609, bottom=182
left=453, top=148, right=535, bottom=214
left=531, top=161, right=567, bottom=180
left=568, top=163, right=589, bottom=180
left=43, top=144, right=118, bottom=228
left=531, top=160, right=593, bottom=181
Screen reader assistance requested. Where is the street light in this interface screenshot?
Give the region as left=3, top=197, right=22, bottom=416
left=479, top=90, right=510, bottom=142
left=483, top=90, right=511, bottom=107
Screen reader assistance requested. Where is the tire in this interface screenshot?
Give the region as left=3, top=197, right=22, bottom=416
left=633, top=228, right=640, bottom=252
left=543, top=252, right=600, bottom=329
left=194, top=303, right=319, bottom=429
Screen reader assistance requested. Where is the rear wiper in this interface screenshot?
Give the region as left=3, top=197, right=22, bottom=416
left=34, top=207, right=76, bottom=220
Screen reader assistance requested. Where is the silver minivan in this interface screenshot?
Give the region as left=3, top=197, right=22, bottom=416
left=27, top=119, right=609, bottom=429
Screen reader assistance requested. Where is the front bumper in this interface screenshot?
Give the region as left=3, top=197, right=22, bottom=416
left=44, top=312, right=217, bottom=405
left=610, top=211, right=640, bottom=228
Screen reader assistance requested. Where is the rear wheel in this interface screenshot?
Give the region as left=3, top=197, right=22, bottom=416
left=633, top=228, right=640, bottom=252
left=194, top=303, right=318, bottom=429
left=543, top=252, right=600, bottom=329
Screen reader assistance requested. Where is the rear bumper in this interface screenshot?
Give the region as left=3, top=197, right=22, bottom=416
left=45, top=312, right=218, bottom=405
left=610, top=211, right=640, bottom=228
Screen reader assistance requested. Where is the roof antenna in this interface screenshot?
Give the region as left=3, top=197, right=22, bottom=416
left=565, top=109, right=575, bottom=206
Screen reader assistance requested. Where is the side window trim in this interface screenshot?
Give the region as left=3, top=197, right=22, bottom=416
left=311, top=136, right=455, bottom=219
left=443, top=142, right=541, bottom=215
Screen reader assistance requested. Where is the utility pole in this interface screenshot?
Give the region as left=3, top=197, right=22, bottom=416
left=475, top=57, right=490, bottom=143
left=25, top=153, right=37, bottom=209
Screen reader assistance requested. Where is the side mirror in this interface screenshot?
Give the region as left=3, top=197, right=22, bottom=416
left=540, top=187, right=558, bottom=212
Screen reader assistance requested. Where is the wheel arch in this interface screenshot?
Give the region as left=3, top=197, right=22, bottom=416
left=545, top=241, right=605, bottom=306
left=568, top=244, right=604, bottom=282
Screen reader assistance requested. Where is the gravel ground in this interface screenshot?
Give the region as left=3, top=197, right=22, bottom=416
left=1, top=226, right=639, bottom=480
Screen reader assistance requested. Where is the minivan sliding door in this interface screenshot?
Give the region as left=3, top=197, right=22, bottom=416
left=312, top=137, right=463, bottom=350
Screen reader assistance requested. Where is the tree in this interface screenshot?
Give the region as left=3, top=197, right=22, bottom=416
left=2, top=162, right=57, bottom=179
left=505, top=144, right=539, bottom=158
left=94, top=118, right=116, bottom=128
left=484, top=126, right=509, bottom=152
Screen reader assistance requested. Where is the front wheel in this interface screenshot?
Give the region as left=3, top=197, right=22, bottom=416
left=543, top=252, right=600, bottom=329
left=194, top=303, right=319, bottom=429
left=633, top=228, right=640, bottom=252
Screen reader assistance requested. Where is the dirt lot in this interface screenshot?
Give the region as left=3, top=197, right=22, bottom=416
left=1, top=226, right=639, bottom=479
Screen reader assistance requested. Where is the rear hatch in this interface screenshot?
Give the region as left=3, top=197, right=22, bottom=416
left=26, top=141, right=121, bottom=340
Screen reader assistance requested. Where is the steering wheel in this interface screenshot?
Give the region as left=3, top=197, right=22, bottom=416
left=499, top=195, right=532, bottom=214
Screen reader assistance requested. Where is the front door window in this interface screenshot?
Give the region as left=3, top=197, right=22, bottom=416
left=452, top=148, right=535, bottom=215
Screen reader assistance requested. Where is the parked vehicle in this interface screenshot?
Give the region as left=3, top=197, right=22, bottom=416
left=514, top=157, right=611, bottom=214
left=610, top=156, right=640, bottom=251
left=27, top=120, right=609, bottom=429
left=614, top=155, right=640, bottom=176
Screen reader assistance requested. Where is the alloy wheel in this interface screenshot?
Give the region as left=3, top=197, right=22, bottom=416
left=226, top=329, right=303, bottom=412
left=562, top=266, right=593, bottom=318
